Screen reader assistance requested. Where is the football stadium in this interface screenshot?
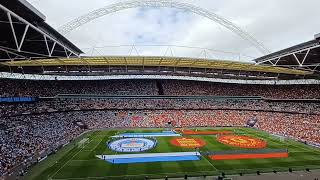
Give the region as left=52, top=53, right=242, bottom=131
left=1, top=1, right=320, bottom=180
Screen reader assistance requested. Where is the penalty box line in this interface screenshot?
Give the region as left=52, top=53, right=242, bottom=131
left=82, top=138, right=103, bottom=151
left=82, top=134, right=106, bottom=152
left=246, top=129, right=319, bottom=153
left=49, top=139, right=92, bottom=180
left=200, top=153, right=219, bottom=171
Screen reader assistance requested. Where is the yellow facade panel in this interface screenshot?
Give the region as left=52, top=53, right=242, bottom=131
left=0, top=56, right=312, bottom=75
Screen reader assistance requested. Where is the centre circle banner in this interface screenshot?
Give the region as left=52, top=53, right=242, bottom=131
left=217, top=135, right=267, bottom=149
left=170, top=137, right=206, bottom=148
left=108, top=138, right=156, bottom=152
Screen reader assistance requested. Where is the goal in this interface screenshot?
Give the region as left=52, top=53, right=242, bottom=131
left=78, top=138, right=89, bottom=148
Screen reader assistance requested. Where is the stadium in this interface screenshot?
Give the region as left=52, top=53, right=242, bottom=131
left=1, top=0, right=320, bottom=180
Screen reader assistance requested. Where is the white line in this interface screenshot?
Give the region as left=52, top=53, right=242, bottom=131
left=87, top=136, right=104, bottom=151
left=49, top=140, right=92, bottom=179
left=281, top=140, right=320, bottom=153
left=70, top=159, right=101, bottom=162
left=223, top=164, right=320, bottom=172
left=289, top=150, right=320, bottom=153
left=51, top=170, right=216, bottom=180
left=50, top=165, right=320, bottom=180
left=201, top=154, right=218, bottom=171
left=244, top=129, right=320, bottom=153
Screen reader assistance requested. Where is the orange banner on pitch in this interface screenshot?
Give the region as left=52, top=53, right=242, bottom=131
left=209, top=152, right=288, bottom=160
left=170, top=137, right=206, bottom=148
left=217, top=135, right=267, bottom=149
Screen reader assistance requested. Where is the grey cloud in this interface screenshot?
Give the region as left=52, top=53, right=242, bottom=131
left=29, top=0, right=320, bottom=61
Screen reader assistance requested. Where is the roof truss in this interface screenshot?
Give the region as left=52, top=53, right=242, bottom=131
left=0, top=4, right=80, bottom=61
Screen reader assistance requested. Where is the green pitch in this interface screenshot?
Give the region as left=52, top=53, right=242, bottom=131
left=26, top=128, right=320, bottom=180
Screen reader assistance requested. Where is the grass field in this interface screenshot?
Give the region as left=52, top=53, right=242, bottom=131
left=26, top=127, right=320, bottom=180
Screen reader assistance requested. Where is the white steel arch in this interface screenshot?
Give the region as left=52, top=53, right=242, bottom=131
left=58, top=0, right=270, bottom=54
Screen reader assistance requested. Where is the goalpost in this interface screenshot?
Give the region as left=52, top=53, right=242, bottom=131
left=78, top=138, right=90, bottom=148
left=271, top=134, right=287, bottom=142
left=279, top=136, right=286, bottom=142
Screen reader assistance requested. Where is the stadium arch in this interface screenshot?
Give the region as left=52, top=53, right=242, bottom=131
left=58, top=0, right=270, bottom=55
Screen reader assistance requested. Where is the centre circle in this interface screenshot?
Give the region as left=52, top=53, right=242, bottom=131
left=108, top=138, right=157, bottom=152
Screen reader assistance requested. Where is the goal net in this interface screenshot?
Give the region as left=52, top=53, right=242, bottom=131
left=78, top=138, right=89, bottom=148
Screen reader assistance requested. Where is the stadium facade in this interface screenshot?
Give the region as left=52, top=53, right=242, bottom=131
left=0, top=0, right=319, bottom=84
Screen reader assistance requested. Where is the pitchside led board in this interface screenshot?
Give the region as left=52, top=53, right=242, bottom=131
left=0, top=97, right=35, bottom=103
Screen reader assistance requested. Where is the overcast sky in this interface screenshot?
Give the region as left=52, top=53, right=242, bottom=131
left=29, top=0, right=320, bottom=61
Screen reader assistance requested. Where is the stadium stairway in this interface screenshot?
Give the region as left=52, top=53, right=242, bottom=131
left=156, top=81, right=164, bottom=95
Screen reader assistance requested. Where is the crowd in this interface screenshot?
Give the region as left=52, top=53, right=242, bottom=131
left=76, top=110, right=320, bottom=145
left=0, top=79, right=158, bottom=97
left=1, top=108, right=319, bottom=177
left=255, top=113, right=320, bottom=145
left=161, top=80, right=320, bottom=99
left=0, top=114, right=82, bottom=177
left=1, top=79, right=320, bottom=99
left=1, top=99, right=320, bottom=117
left=1, top=78, right=320, bottom=178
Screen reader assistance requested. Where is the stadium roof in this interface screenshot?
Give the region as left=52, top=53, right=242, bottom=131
left=0, top=1, right=318, bottom=82
left=0, top=0, right=82, bottom=61
left=255, top=35, right=320, bottom=72
left=0, top=56, right=311, bottom=76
